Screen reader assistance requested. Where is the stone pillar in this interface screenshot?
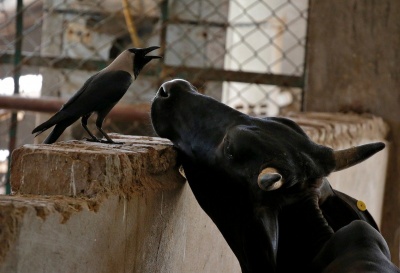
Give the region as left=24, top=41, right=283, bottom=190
left=304, top=0, right=400, bottom=265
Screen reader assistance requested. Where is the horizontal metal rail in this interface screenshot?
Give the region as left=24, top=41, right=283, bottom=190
left=0, top=53, right=304, bottom=87
left=0, top=95, right=150, bottom=122
left=0, top=53, right=110, bottom=72
left=162, top=65, right=304, bottom=87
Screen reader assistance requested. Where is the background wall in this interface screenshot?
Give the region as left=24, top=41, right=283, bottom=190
left=304, top=0, right=400, bottom=265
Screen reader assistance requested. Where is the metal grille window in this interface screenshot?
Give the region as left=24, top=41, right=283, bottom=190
left=0, top=0, right=309, bottom=191
left=1, top=0, right=308, bottom=108
left=223, top=0, right=308, bottom=116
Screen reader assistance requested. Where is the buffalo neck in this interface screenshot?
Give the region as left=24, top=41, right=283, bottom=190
left=276, top=191, right=334, bottom=271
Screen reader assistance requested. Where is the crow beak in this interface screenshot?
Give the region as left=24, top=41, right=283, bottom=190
left=129, top=46, right=162, bottom=79
left=143, top=45, right=162, bottom=58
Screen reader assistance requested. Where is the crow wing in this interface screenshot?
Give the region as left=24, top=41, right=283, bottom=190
left=78, top=70, right=132, bottom=114
left=32, top=71, right=132, bottom=135
left=32, top=73, right=99, bottom=135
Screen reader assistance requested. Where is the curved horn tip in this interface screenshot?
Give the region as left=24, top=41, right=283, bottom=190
left=333, top=141, right=386, bottom=172
left=373, top=142, right=385, bottom=151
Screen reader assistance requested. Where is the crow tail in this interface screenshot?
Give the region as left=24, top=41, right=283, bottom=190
left=32, top=114, right=61, bottom=136
left=32, top=110, right=74, bottom=136
left=43, top=117, right=79, bottom=144
left=34, top=115, right=77, bottom=144
left=42, top=122, right=71, bottom=144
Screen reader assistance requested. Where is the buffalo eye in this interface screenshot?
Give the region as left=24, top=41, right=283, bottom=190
left=225, top=139, right=234, bottom=160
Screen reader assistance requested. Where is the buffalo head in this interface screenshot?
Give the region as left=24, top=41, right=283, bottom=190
left=151, top=79, right=383, bottom=193
left=151, top=79, right=384, bottom=272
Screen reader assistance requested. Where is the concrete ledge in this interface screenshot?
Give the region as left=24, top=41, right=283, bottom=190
left=10, top=135, right=184, bottom=196
left=286, top=112, right=389, bottom=149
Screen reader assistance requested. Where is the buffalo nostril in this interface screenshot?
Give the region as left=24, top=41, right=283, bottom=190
left=158, top=86, right=168, bottom=98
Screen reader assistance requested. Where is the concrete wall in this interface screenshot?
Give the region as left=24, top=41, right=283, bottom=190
left=0, top=187, right=240, bottom=273
left=0, top=111, right=390, bottom=272
left=2, top=135, right=240, bottom=273
left=304, top=0, right=400, bottom=265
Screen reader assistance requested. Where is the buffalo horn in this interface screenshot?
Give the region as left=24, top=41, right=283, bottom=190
left=258, top=167, right=283, bottom=191
left=333, top=142, right=385, bottom=172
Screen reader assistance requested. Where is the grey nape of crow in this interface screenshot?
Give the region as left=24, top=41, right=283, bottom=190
left=32, top=46, right=161, bottom=145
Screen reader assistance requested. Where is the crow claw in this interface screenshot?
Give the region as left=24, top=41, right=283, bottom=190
left=83, top=137, right=101, bottom=142
left=99, top=139, right=124, bottom=145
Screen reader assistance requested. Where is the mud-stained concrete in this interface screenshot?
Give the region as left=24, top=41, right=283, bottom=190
left=1, top=135, right=240, bottom=273
left=0, top=201, right=27, bottom=265
left=0, top=186, right=240, bottom=273
left=10, top=135, right=184, bottom=197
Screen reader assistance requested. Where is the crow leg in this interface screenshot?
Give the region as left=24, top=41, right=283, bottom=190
left=95, top=114, right=123, bottom=144
left=81, top=114, right=100, bottom=142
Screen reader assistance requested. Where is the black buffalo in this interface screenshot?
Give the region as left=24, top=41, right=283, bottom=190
left=151, top=79, right=399, bottom=273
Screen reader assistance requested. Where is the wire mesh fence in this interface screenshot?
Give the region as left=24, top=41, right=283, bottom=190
left=0, top=0, right=309, bottom=192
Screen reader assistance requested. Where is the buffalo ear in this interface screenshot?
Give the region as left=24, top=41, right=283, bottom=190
left=258, top=168, right=284, bottom=191
left=267, top=116, right=309, bottom=138
left=333, top=142, right=385, bottom=172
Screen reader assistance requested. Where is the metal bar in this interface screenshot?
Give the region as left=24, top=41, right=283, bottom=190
left=300, top=0, right=311, bottom=111
left=162, top=65, right=304, bottom=88
left=158, top=0, right=169, bottom=84
left=0, top=53, right=160, bottom=77
left=0, top=95, right=150, bottom=122
left=0, top=53, right=304, bottom=87
left=165, top=18, right=228, bottom=28
left=6, top=0, right=24, bottom=195
left=0, top=53, right=109, bottom=72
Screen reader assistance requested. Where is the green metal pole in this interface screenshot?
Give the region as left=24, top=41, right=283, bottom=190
left=5, top=0, right=24, bottom=195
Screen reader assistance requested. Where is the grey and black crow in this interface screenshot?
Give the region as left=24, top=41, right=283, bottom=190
left=32, top=46, right=161, bottom=144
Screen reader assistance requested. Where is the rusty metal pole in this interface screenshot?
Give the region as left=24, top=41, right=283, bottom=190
left=0, top=95, right=151, bottom=122
left=5, top=0, right=24, bottom=194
